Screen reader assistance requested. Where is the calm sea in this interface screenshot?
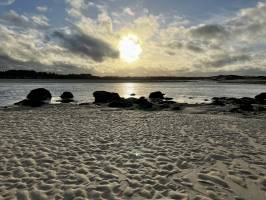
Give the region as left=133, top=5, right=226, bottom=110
left=0, top=79, right=265, bottom=107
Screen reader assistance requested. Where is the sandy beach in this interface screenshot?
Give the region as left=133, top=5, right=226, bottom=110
left=0, top=104, right=266, bottom=200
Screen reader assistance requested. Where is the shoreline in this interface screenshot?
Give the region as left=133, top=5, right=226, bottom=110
left=1, top=78, right=266, bottom=84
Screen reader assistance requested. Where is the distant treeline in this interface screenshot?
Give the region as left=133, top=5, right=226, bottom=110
left=0, top=70, right=98, bottom=79
left=0, top=70, right=266, bottom=81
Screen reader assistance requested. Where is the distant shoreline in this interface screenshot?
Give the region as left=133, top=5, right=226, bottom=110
left=1, top=78, right=266, bottom=84
left=1, top=70, right=266, bottom=84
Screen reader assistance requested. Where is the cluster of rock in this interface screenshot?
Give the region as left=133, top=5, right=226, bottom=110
left=93, top=91, right=178, bottom=110
left=14, top=88, right=266, bottom=113
left=15, top=88, right=74, bottom=107
left=212, top=92, right=266, bottom=112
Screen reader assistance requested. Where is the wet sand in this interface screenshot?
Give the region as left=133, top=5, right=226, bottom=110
left=0, top=104, right=266, bottom=200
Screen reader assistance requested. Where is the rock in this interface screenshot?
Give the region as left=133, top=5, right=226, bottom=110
left=61, top=91, right=74, bottom=100
left=93, top=91, right=120, bottom=103
left=164, top=97, right=173, bottom=101
left=15, top=88, right=52, bottom=107
left=149, top=91, right=165, bottom=99
left=240, top=97, right=256, bottom=104
left=60, top=92, right=74, bottom=103
left=212, top=97, right=226, bottom=106
left=136, top=97, right=153, bottom=109
left=27, top=88, right=52, bottom=102
left=15, top=99, right=45, bottom=107
left=130, top=93, right=136, bottom=96
left=212, top=97, right=244, bottom=106
left=239, top=103, right=254, bottom=111
left=109, top=99, right=133, bottom=108
left=255, top=93, right=266, bottom=104
left=126, top=97, right=139, bottom=104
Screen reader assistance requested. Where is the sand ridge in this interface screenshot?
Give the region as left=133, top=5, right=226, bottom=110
left=0, top=105, right=266, bottom=200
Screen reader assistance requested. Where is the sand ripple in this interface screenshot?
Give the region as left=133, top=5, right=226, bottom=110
left=0, top=105, right=266, bottom=199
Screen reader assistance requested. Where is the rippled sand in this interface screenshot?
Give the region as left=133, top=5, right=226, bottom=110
left=0, top=105, right=266, bottom=200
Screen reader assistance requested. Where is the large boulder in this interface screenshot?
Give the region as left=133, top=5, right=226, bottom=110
left=93, top=91, right=120, bottom=103
left=149, top=91, right=165, bottom=100
left=27, top=88, right=52, bottom=102
left=255, top=93, right=266, bottom=104
left=15, top=88, right=52, bottom=107
left=60, top=91, right=74, bottom=103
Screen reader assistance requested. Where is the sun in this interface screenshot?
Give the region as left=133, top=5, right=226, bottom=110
left=119, top=34, right=142, bottom=63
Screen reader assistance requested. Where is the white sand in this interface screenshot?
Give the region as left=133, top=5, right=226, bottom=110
left=0, top=104, right=266, bottom=200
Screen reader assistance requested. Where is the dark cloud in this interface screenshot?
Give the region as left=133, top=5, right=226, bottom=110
left=186, top=42, right=203, bottom=53
left=0, top=53, right=90, bottom=74
left=201, top=54, right=251, bottom=68
left=54, top=30, right=119, bottom=62
left=190, top=24, right=229, bottom=40
left=165, top=41, right=203, bottom=54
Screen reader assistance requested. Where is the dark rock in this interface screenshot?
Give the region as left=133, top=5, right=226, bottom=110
left=164, top=97, right=173, bottom=101
left=126, top=97, right=139, bottom=104
left=14, top=99, right=45, bottom=107
left=258, top=106, right=266, bottom=111
left=15, top=88, right=52, bottom=107
left=130, top=93, right=136, bottom=96
left=239, top=103, right=254, bottom=111
left=60, top=91, right=74, bottom=103
left=149, top=91, right=165, bottom=99
left=212, top=97, right=243, bottom=106
left=212, top=97, right=226, bottom=106
left=109, top=99, right=133, bottom=108
left=61, top=92, right=74, bottom=100
left=93, top=91, right=120, bottom=103
left=255, top=93, right=266, bottom=104
left=240, top=97, right=256, bottom=104
left=27, top=88, right=52, bottom=102
left=136, top=97, right=153, bottom=109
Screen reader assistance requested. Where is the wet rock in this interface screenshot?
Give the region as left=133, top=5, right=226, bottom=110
left=93, top=91, right=120, bottom=103
left=27, top=88, right=52, bottom=102
left=60, top=91, right=74, bottom=103
left=126, top=97, right=139, bottom=104
left=109, top=99, right=133, bottom=108
left=15, top=88, right=52, bottom=107
left=239, top=103, right=254, bottom=111
left=255, top=93, right=266, bottom=104
left=136, top=97, right=153, bottom=109
left=149, top=91, right=165, bottom=99
left=240, top=97, right=256, bottom=104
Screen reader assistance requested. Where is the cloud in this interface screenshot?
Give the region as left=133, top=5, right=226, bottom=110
left=199, top=54, right=251, bottom=68
left=36, top=6, right=48, bottom=13
left=190, top=24, right=229, bottom=40
left=123, top=8, right=135, bottom=16
left=0, top=0, right=15, bottom=6
left=54, top=29, right=119, bottom=62
left=0, top=53, right=91, bottom=74
left=0, top=10, right=49, bottom=29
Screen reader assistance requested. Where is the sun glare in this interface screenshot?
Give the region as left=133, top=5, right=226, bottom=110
left=119, top=34, right=142, bottom=63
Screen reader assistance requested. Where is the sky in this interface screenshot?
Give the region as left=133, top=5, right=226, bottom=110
left=0, top=0, right=266, bottom=76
